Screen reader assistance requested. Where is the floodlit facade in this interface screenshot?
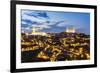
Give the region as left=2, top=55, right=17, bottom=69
left=30, top=27, right=48, bottom=36
left=66, top=27, right=76, bottom=33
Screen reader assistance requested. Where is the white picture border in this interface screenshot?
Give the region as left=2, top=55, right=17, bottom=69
left=16, top=4, right=94, bottom=69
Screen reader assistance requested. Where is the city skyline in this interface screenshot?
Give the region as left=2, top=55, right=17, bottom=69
left=21, top=10, right=90, bottom=35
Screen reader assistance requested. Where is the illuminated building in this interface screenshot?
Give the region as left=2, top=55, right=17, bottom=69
left=29, top=27, right=48, bottom=36
left=66, top=27, right=75, bottom=33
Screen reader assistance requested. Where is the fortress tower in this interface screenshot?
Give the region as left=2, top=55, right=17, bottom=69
left=30, top=27, right=48, bottom=36
left=66, top=27, right=76, bottom=33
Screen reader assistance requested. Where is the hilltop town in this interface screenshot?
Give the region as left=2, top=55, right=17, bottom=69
left=21, top=28, right=90, bottom=62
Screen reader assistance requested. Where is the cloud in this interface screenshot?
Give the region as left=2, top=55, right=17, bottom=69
left=21, top=20, right=28, bottom=25
left=37, top=12, right=49, bottom=19
left=53, top=21, right=65, bottom=25
left=32, top=23, right=51, bottom=29
left=22, top=10, right=76, bottom=33
left=21, top=10, right=53, bottom=33
left=56, top=20, right=69, bottom=27
left=22, top=14, right=46, bottom=23
left=22, top=19, right=40, bottom=25
left=24, top=12, right=38, bottom=18
left=23, top=10, right=49, bottom=20
left=21, top=27, right=32, bottom=33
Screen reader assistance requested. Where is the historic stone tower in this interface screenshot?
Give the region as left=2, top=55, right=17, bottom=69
left=66, top=27, right=75, bottom=33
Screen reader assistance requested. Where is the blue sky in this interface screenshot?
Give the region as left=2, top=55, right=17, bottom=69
left=21, top=9, right=90, bottom=35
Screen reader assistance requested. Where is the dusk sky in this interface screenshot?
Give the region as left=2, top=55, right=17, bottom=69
left=21, top=9, right=90, bottom=35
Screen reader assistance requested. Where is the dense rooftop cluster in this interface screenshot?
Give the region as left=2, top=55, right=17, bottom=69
left=21, top=32, right=90, bottom=63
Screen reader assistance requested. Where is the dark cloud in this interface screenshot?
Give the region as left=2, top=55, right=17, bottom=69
left=25, top=12, right=38, bottom=18
left=53, top=21, right=65, bottom=25
left=24, top=11, right=49, bottom=19
left=22, top=19, right=38, bottom=24
left=37, top=12, right=49, bottom=19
